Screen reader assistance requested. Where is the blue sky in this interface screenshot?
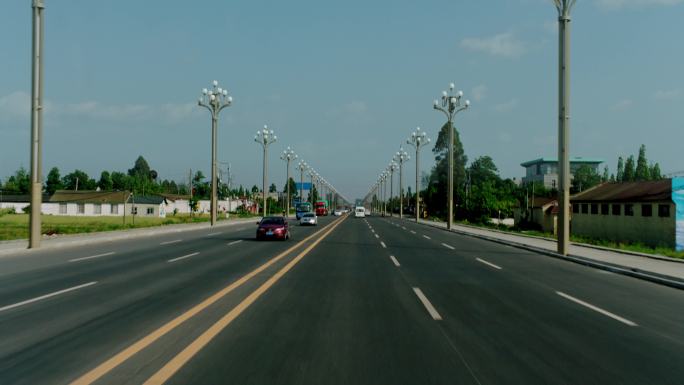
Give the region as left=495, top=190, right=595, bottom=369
left=1, top=0, right=682, bottom=199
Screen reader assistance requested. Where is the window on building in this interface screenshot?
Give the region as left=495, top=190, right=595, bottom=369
left=612, top=204, right=621, bottom=216
left=625, top=204, right=634, bottom=216
left=111, top=204, right=118, bottom=214
left=147, top=207, right=154, bottom=215
left=641, top=204, right=652, bottom=217
left=658, top=204, right=670, bottom=218
left=581, top=204, right=588, bottom=214
left=591, top=204, right=598, bottom=215
left=572, top=204, right=579, bottom=213
left=94, top=204, right=101, bottom=214
left=77, top=203, right=85, bottom=214
left=59, top=203, right=67, bottom=214
left=601, top=203, right=609, bottom=215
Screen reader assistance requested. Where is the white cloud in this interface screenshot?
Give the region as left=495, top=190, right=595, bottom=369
left=0, top=91, right=30, bottom=120
left=653, top=89, right=681, bottom=100
left=472, top=85, right=488, bottom=102
left=460, top=32, right=527, bottom=58
left=494, top=98, right=519, bottom=113
left=595, top=0, right=684, bottom=9
left=612, top=99, right=634, bottom=110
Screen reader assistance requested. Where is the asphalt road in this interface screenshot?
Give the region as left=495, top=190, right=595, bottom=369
left=0, top=214, right=682, bottom=384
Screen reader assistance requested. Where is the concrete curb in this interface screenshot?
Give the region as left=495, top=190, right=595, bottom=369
left=446, top=221, right=684, bottom=264
left=400, top=218, right=684, bottom=291
left=0, top=218, right=258, bottom=256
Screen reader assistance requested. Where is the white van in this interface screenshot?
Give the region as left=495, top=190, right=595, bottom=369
left=354, top=206, right=366, bottom=218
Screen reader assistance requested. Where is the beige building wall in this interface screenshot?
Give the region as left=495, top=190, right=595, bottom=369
left=571, top=202, right=675, bottom=248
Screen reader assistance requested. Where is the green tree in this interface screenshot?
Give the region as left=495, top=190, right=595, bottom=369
left=111, top=171, right=129, bottom=190
left=283, top=178, right=298, bottom=198
left=426, top=121, right=468, bottom=218
left=602, top=166, right=610, bottom=182
left=650, top=163, right=662, bottom=180
left=623, top=156, right=636, bottom=182
left=98, top=171, right=113, bottom=191
left=3, top=167, right=31, bottom=194
left=62, top=170, right=96, bottom=190
left=269, top=183, right=277, bottom=193
left=635, top=144, right=650, bottom=181
left=616, top=157, right=624, bottom=182
left=128, top=155, right=152, bottom=180
left=572, top=165, right=602, bottom=193
left=45, top=167, right=63, bottom=194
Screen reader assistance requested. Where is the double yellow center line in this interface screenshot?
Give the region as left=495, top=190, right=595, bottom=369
left=71, top=215, right=346, bottom=385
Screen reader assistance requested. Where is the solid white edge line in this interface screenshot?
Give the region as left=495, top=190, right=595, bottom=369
left=227, top=240, right=243, bottom=246
left=476, top=257, right=502, bottom=270
left=389, top=255, right=401, bottom=267
left=441, top=243, right=455, bottom=250
left=423, top=235, right=431, bottom=239
left=0, top=281, right=98, bottom=313
left=160, top=239, right=182, bottom=245
left=556, top=291, right=637, bottom=327
left=380, top=241, right=387, bottom=248
left=413, top=287, right=442, bottom=321
left=167, top=252, right=200, bottom=263
left=69, top=252, right=115, bottom=262
left=206, top=232, right=222, bottom=236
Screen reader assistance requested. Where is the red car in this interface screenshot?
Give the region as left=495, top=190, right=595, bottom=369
left=256, top=216, right=290, bottom=241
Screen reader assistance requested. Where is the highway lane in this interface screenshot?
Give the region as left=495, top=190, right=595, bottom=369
left=1, top=214, right=683, bottom=384
left=0, top=216, right=337, bottom=385
left=376, top=216, right=684, bottom=384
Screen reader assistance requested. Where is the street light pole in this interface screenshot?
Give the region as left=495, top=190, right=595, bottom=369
left=254, top=125, right=277, bottom=217
left=394, top=147, right=410, bottom=219
left=198, top=80, right=233, bottom=226
left=281, top=147, right=297, bottom=217
left=554, top=0, right=576, bottom=255
left=407, top=127, right=430, bottom=222
left=387, top=164, right=394, bottom=217
left=297, top=160, right=307, bottom=210
left=29, top=0, right=45, bottom=249
left=434, top=84, right=470, bottom=230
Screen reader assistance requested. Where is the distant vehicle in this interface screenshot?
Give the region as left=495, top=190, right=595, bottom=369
left=354, top=206, right=366, bottom=218
left=295, top=202, right=312, bottom=219
left=256, top=216, right=290, bottom=241
left=333, top=209, right=343, bottom=216
left=365, top=208, right=371, bottom=216
left=315, top=200, right=329, bottom=216
left=299, top=212, right=318, bottom=226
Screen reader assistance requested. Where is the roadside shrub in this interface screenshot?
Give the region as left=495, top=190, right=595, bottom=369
left=0, top=208, right=16, bottom=217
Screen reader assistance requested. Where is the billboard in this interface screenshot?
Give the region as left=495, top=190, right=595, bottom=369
left=295, top=182, right=312, bottom=191
left=673, top=178, right=684, bottom=252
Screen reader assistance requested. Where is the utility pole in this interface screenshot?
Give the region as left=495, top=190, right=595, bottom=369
left=28, top=0, right=45, bottom=248
left=554, top=0, right=577, bottom=255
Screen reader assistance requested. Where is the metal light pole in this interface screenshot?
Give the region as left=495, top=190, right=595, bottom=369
left=308, top=169, right=316, bottom=206
left=280, top=147, right=297, bottom=217
left=388, top=162, right=397, bottom=217
left=198, top=80, right=233, bottom=226
left=254, top=125, right=277, bottom=216
left=297, top=160, right=307, bottom=208
left=434, top=84, right=470, bottom=230
left=407, top=127, right=430, bottom=222
left=394, top=147, right=410, bottom=219
left=28, top=0, right=45, bottom=248
left=554, top=0, right=576, bottom=255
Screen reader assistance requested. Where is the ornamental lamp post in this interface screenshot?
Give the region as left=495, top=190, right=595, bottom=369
left=254, top=125, right=277, bottom=216
left=388, top=161, right=398, bottom=217
left=198, top=80, right=233, bottom=226
left=394, top=147, right=410, bottom=219
left=433, top=83, right=469, bottom=230
left=406, top=127, right=430, bottom=222
left=297, top=160, right=307, bottom=209
left=280, top=147, right=297, bottom=217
